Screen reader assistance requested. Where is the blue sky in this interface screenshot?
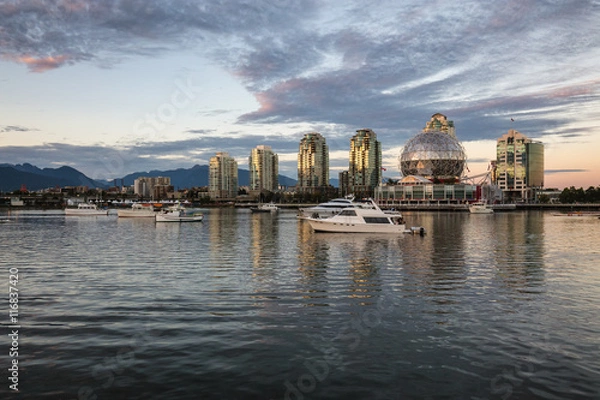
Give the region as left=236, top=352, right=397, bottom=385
left=1, top=0, right=599, bottom=189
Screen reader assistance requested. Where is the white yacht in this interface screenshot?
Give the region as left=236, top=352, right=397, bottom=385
left=298, top=197, right=363, bottom=219
left=155, top=204, right=204, bottom=222
left=469, top=201, right=494, bottom=214
left=10, top=197, right=24, bottom=207
left=117, top=203, right=156, bottom=218
left=250, top=203, right=279, bottom=213
left=64, top=203, right=109, bottom=216
left=306, top=199, right=411, bottom=233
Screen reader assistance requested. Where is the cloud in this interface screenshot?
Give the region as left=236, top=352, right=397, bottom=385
left=16, top=54, right=72, bottom=72
left=185, top=129, right=216, bottom=135
left=1, top=125, right=38, bottom=132
left=0, top=0, right=318, bottom=70
left=545, top=169, right=588, bottom=175
left=0, top=133, right=306, bottom=180
left=1, top=0, right=600, bottom=185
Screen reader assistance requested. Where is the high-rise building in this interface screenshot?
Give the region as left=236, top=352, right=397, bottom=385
left=348, top=128, right=382, bottom=196
left=297, top=132, right=329, bottom=192
left=338, top=170, right=350, bottom=197
left=209, top=152, right=238, bottom=200
left=423, top=113, right=456, bottom=137
left=493, top=129, right=544, bottom=201
left=249, top=145, right=279, bottom=193
left=134, top=176, right=171, bottom=198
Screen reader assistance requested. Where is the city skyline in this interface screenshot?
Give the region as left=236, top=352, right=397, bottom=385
left=1, top=1, right=599, bottom=189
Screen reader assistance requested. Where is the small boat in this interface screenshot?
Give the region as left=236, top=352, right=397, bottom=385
left=298, top=197, right=359, bottom=219
left=155, top=206, right=204, bottom=222
left=117, top=203, right=156, bottom=218
left=10, top=197, right=24, bottom=207
left=64, top=203, right=108, bottom=216
left=306, top=198, right=419, bottom=234
left=250, top=203, right=279, bottom=213
left=469, top=201, right=494, bottom=214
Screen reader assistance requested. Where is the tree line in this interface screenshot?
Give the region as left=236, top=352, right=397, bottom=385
left=558, top=186, right=600, bottom=204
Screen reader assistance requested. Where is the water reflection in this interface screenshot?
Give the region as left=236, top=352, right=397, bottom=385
left=1, top=209, right=599, bottom=399
left=490, top=212, right=546, bottom=294
left=250, top=211, right=279, bottom=269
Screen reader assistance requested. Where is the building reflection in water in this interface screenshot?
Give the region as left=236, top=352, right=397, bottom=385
left=250, top=211, right=280, bottom=276
left=206, top=208, right=247, bottom=292
left=296, top=219, right=330, bottom=306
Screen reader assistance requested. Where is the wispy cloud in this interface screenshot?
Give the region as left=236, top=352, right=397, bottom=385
left=1, top=125, right=37, bottom=132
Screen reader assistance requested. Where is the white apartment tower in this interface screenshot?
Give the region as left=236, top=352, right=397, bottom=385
left=297, top=132, right=329, bottom=192
left=209, top=152, right=238, bottom=200
left=494, top=129, right=544, bottom=202
left=249, top=145, right=279, bottom=192
left=348, top=128, right=382, bottom=196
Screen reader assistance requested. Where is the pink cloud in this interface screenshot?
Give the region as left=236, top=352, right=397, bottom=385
left=17, top=55, right=71, bottom=72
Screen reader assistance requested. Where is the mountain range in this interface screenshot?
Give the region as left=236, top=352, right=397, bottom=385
left=0, top=163, right=301, bottom=192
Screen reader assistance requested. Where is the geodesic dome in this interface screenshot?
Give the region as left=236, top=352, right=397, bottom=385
left=399, top=130, right=466, bottom=179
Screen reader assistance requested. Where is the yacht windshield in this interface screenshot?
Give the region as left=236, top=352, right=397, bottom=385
left=339, top=209, right=357, bottom=216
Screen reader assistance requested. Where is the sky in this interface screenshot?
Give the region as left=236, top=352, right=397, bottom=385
left=1, top=0, right=599, bottom=189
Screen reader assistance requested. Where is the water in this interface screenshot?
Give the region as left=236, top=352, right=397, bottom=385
left=1, top=209, right=599, bottom=399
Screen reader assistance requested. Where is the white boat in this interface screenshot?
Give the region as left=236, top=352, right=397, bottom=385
left=306, top=199, right=412, bottom=233
left=469, top=201, right=494, bottom=214
left=250, top=203, right=279, bottom=213
left=117, top=203, right=156, bottom=218
left=64, top=203, right=108, bottom=216
left=298, top=197, right=362, bottom=219
left=155, top=207, right=204, bottom=222
left=10, top=197, right=24, bottom=207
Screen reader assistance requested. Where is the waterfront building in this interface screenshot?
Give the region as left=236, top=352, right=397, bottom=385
left=134, top=176, right=171, bottom=198
left=209, top=152, right=238, bottom=200
left=348, top=128, right=382, bottom=197
left=399, top=114, right=466, bottom=182
left=376, top=113, right=474, bottom=205
left=297, top=132, right=329, bottom=193
left=249, top=145, right=279, bottom=195
left=376, top=178, right=476, bottom=206
left=493, top=129, right=544, bottom=202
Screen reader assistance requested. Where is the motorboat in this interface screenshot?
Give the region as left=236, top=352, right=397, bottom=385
left=155, top=206, right=204, bottom=222
left=298, top=197, right=362, bottom=219
left=10, top=197, right=24, bottom=207
left=250, top=203, right=279, bottom=213
left=117, top=203, right=156, bottom=218
left=469, top=201, right=494, bottom=214
left=64, top=203, right=108, bottom=216
left=306, top=199, right=416, bottom=234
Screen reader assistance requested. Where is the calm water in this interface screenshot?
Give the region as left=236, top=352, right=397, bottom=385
left=1, top=209, right=599, bottom=399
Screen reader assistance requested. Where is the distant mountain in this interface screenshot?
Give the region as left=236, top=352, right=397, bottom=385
left=0, top=163, right=108, bottom=192
left=120, top=164, right=298, bottom=188
left=0, top=163, right=298, bottom=192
